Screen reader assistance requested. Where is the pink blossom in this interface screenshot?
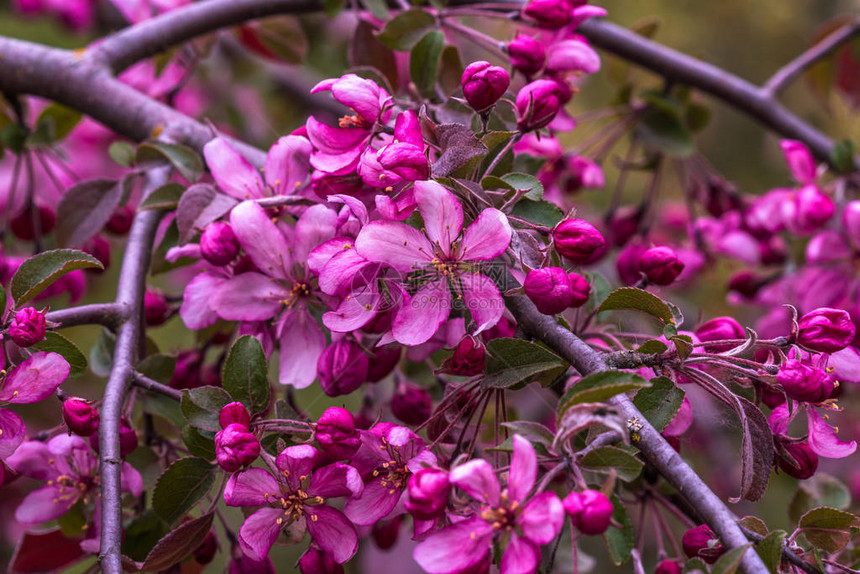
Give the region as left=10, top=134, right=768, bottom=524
left=224, top=445, right=363, bottom=563
left=768, top=402, right=856, bottom=459
left=780, top=140, right=817, bottom=185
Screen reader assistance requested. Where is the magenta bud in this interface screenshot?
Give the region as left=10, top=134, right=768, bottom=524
left=461, top=61, right=510, bottom=112
left=781, top=140, right=816, bottom=184
left=105, top=206, right=135, bottom=235
left=788, top=185, right=834, bottom=235
left=639, top=246, right=684, bottom=286
left=524, top=267, right=576, bottom=315
left=842, top=201, right=860, bottom=250
left=10, top=204, right=56, bottom=241
left=777, top=360, right=835, bottom=403
left=695, top=317, right=745, bottom=353
left=220, top=402, right=251, bottom=430
left=728, top=271, right=766, bottom=299
left=523, top=0, right=571, bottom=29
left=63, top=398, right=100, bottom=437
left=215, top=423, right=261, bottom=472
left=797, top=307, right=856, bottom=353
left=169, top=350, right=203, bottom=390
left=298, top=546, right=343, bottom=574
left=315, top=407, right=360, bottom=460
left=230, top=552, right=275, bottom=574
left=615, top=243, right=647, bottom=285
left=682, top=525, right=724, bottom=564
left=82, top=235, right=112, bottom=271
left=201, top=222, right=240, bottom=266
left=391, top=383, right=433, bottom=426
left=9, top=307, right=46, bottom=347
left=563, top=489, right=613, bottom=535
left=655, top=559, right=682, bottom=574
left=568, top=272, right=591, bottom=308
left=441, top=335, right=486, bottom=376
left=317, top=340, right=369, bottom=397
left=372, top=515, right=402, bottom=550
left=89, top=417, right=138, bottom=458
left=552, top=218, right=605, bottom=262
left=760, top=384, right=786, bottom=409
left=564, top=156, right=605, bottom=193
left=144, top=290, right=171, bottom=327
left=516, top=79, right=562, bottom=132
left=608, top=207, right=642, bottom=247
left=508, top=34, right=546, bottom=76
left=405, top=468, right=451, bottom=520
left=777, top=442, right=819, bottom=480
left=193, top=530, right=219, bottom=565
left=366, top=345, right=402, bottom=383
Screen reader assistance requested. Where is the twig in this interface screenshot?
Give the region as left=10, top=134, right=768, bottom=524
left=45, top=303, right=125, bottom=330
left=132, top=371, right=183, bottom=401
left=738, top=524, right=822, bottom=574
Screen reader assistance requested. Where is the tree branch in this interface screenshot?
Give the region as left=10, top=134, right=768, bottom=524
left=762, top=18, right=860, bottom=97
left=45, top=303, right=124, bottom=329
left=132, top=371, right=182, bottom=401
left=504, top=294, right=770, bottom=574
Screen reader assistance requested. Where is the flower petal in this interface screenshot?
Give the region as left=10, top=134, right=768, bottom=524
left=180, top=272, right=227, bottom=330
left=344, top=477, right=401, bottom=525
left=225, top=467, right=280, bottom=507
left=211, top=273, right=287, bottom=322
left=0, top=409, right=25, bottom=459
left=501, top=533, right=541, bottom=574
left=15, top=486, right=74, bottom=525
left=392, top=279, right=451, bottom=346
left=461, top=272, right=505, bottom=336
left=450, top=459, right=500, bottom=506
left=277, top=311, right=326, bottom=388
left=120, top=462, right=144, bottom=497
left=6, top=440, right=54, bottom=480
left=414, top=515, right=493, bottom=574
left=276, top=444, right=319, bottom=491
left=203, top=138, right=264, bottom=200
left=264, top=135, right=312, bottom=195
left=517, top=491, right=564, bottom=544
left=230, top=200, right=292, bottom=279
left=355, top=220, right=434, bottom=273
left=808, top=407, right=857, bottom=458
left=459, top=208, right=512, bottom=261
left=305, top=505, right=359, bottom=564
left=414, top=181, right=463, bottom=257
left=293, top=205, right=338, bottom=263
left=508, top=435, right=537, bottom=503
left=238, top=507, right=283, bottom=562
left=1, top=352, right=70, bottom=404
left=308, top=463, right=363, bottom=499
left=323, top=286, right=381, bottom=333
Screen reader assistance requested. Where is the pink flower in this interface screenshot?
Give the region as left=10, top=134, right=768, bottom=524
left=344, top=424, right=436, bottom=526
left=508, top=35, right=546, bottom=77
left=796, top=307, right=856, bottom=353
left=769, top=402, right=856, bottom=459
left=7, top=434, right=142, bottom=525
left=545, top=39, right=601, bottom=75
left=224, top=445, right=363, bottom=563
left=355, top=181, right=512, bottom=346
left=781, top=140, right=817, bottom=185
left=414, top=436, right=564, bottom=574
left=563, top=489, right=613, bottom=535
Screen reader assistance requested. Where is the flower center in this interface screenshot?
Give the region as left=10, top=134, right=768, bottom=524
left=338, top=113, right=369, bottom=129
left=282, top=282, right=311, bottom=308
left=373, top=459, right=411, bottom=495
left=480, top=498, right=520, bottom=532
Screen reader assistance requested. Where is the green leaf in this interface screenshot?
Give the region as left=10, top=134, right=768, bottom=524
left=682, top=557, right=709, bottom=573
left=323, top=0, right=345, bottom=17
left=482, top=338, right=568, bottom=389
left=633, top=377, right=684, bottom=432
left=55, top=178, right=123, bottom=248
left=637, top=101, right=695, bottom=157
left=360, top=0, right=389, bottom=20
left=136, top=142, right=203, bottom=182
left=182, top=425, right=216, bottom=461
left=181, top=386, right=233, bottom=432
left=710, top=544, right=751, bottom=574
left=597, top=287, right=676, bottom=325
left=580, top=446, right=643, bottom=482
left=797, top=506, right=860, bottom=554
left=603, top=492, right=633, bottom=565
left=1, top=123, right=27, bottom=153
left=57, top=501, right=87, bottom=538
left=33, top=331, right=87, bottom=377
left=152, top=458, right=217, bottom=525
left=11, top=249, right=103, bottom=306
left=89, top=327, right=116, bottom=377
left=122, top=510, right=169, bottom=563
left=31, top=103, right=82, bottom=145
left=685, top=101, right=712, bottom=133
left=140, top=182, right=185, bottom=211
left=140, top=513, right=214, bottom=572
left=239, top=16, right=307, bottom=64
left=109, top=141, right=136, bottom=167
left=501, top=173, right=544, bottom=201
left=789, top=473, right=851, bottom=523
left=559, top=370, right=650, bottom=416
left=439, top=45, right=464, bottom=96
left=755, top=530, right=786, bottom=574
left=377, top=10, right=436, bottom=51
left=222, top=335, right=270, bottom=416
left=636, top=339, right=668, bottom=355
left=510, top=198, right=564, bottom=227
left=830, top=139, right=855, bottom=174
left=136, top=354, right=177, bottom=384
left=140, top=392, right=185, bottom=428
left=500, top=421, right=555, bottom=451
left=176, top=183, right=237, bottom=244
left=410, top=31, right=445, bottom=100
left=738, top=515, right=768, bottom=537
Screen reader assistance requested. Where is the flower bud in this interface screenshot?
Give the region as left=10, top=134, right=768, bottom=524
left=9, top=307, right=46, bottom=347
left=639, top=246, right=684, bottom=286
left=63, top=398, right=100, bottom=437
left=508, top=34, right=546, bottom=76
left=842, top=201, right=860, bottom=250
left=193, top=530, right=219, bottom=565
left=797, top=307, right=856, bottom=353
left=317, top=339, right=368, bottom=397
left=105, top=206, right=135, bottom=235
left=516, top=79, right=562, bottom=132
left=568, top=272, right=591, bottom=307
left=441, top=335, right=486, bottom=376
left=563, top=489, right=613, bottom=535
left=524, top=267, right=575, bottom=315
left=552, top=218, right=605, bottom=262
left=564, top=156, right=605, bottom=193
left=655, top=560, right=682, bottom=574
left=776, top=360, right=835, bottom=403
left=220, top=402, right=251, bottom=430
left=82, top=236, right=111, bottom=271
left=682, top=525, right=724, bottom=563
left=10, top=204, right=56, bottom=241
left=144, top=290, right=171, bottom=327
left=200, top=222, right=240, bottom=266
left=781, top=140, right=816, bottom=185
left=315, top=407, right=360, bottom=460
left=392, top=383, right=433, bottom=426
left=523, top=0, right=571, bottom=29
left=230, top=552, right=275, bottom=574
left=89, top=417, right=138, bottom=458
left=760, top=384, right=786, bottom=409
left=215, top=423, right=261, bottom=472
left=405, top=468, right=451, bottom=520
left=461, top=61, right=510, bottom=112
left=787, top=186, right=834, bottom=235
left=695, top=317, right=745, bottom=353
left=372, top=516, right=402, bottom=550
left=169, top=350, right=203, bottom=390
left=366, top=345, right=401, bottom=383
left=777, top=442, right=819, bottom=480
left=298, top=546, right=343, bottom=574
left=728, top=271, right=767, bottom=299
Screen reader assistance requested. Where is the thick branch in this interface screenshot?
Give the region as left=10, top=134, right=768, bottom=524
left=578, top=19, right=856, bottom=169
left=98, top=172, right=167, bottom=574
left=762, top=19, right=860, bottom=97
left=45, top=303, right=124, bottom=329
left=504, top=294, right=769, bottom=574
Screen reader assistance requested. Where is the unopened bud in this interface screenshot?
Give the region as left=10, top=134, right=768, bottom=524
left=201, top=222, right=240, bottom=266
left=405, top=468, right=451, bottom=520
left=552, top=218, right=605, bottom=262
left=219, top=402, right=251, bottom=430
left=9, top=307, right=46, bottom=347
left=639, top=246, right=684, bottom=286
left=391, top=383, right=432, bottom=426
left=508, top=34, right=546, bottom=76
left=315, top=407, right=360, bottom=460
left=797, top=307, right=856, bottom=353
left=563, top=489, right=613, bottom=535
left=317, top=340, right=368, bottom=397
left=63, top=398, right=100, bottom=437
left=461, top=61, right=510, bottom=112
left=215, top=423, right=261, bottom=472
